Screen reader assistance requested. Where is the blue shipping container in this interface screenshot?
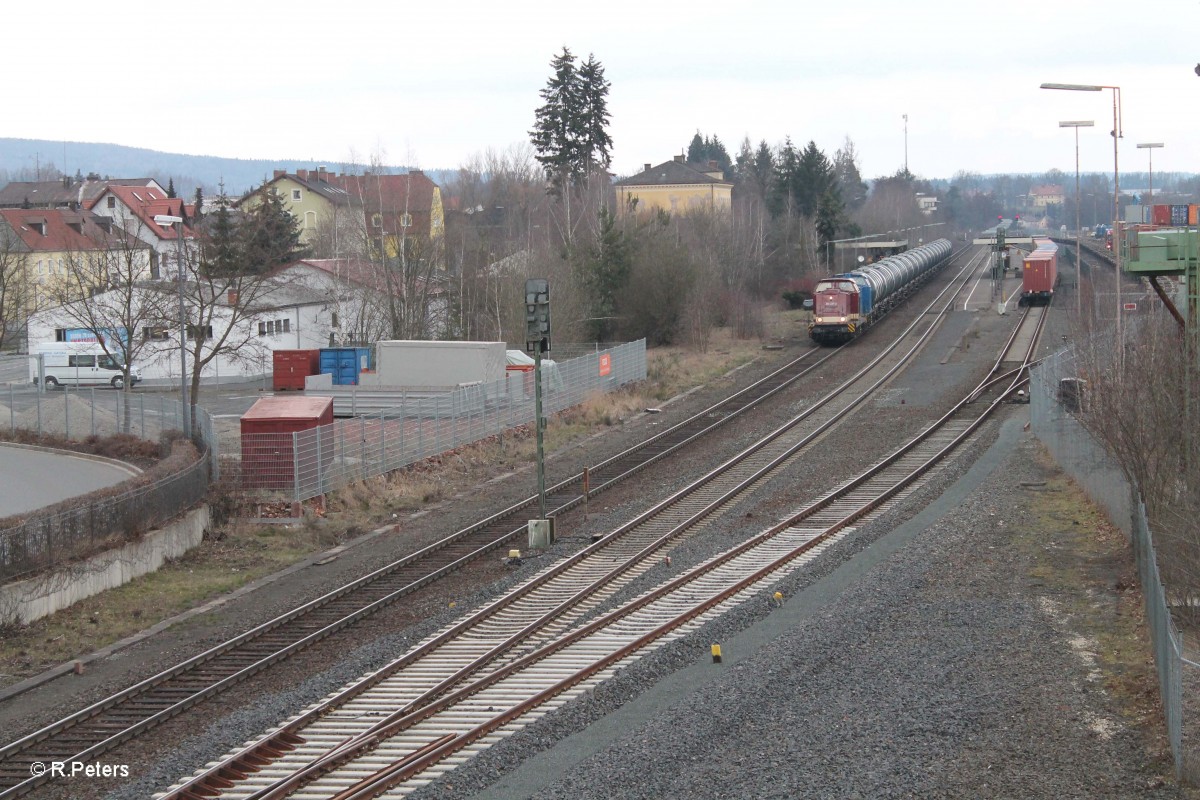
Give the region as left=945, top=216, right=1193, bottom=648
left=319, top=347, right=373, bottom=385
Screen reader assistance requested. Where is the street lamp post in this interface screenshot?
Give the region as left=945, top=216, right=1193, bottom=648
left=1041, top=82, right=1123, bottom=355
left=1136, top=142, right=1164, bottom=203
left=1060, top=120, right=1094, bottom=318
left=153, top=213, right=189, bottom=436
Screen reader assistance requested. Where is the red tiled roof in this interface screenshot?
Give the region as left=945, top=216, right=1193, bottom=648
left=330, top=172, right=438, bottom=236
left=99, top=185, right=195, bottom=240
left=0, top=209, right=138, bottom=252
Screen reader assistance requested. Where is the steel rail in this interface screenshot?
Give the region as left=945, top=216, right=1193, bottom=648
left=218, top=270, right=1046, bottom=800
left=157, top=244, right=993, bottom=800
left=0, top=338, right=838, bottom=796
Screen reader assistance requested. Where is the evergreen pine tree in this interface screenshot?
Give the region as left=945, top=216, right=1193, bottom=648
left=203, top=195, right=241, bottom=277
left=530, top=48, right=613, bottom=192
left=241, top=186, right=306, bottom=273
left=167, top=178, right=176, bottom=198
left=193, top=187, right=205, bottom=220
left=577, top=53, right=613, bottom=174
left=795, top=141, right=834, bottom=218
left=530, top=47, right=582, bottom=194
left=579, top=207, right=631, bottom=341
left=687, top=132, right=706, bottom=164
left=770, top=138, right=801, bottom=217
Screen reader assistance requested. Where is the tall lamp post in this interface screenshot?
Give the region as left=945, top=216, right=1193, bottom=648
left=1042, top=82, right=1123, bottom=353
left=1060, top=120, right=1094, bottom=318
left=1136, top=142, right=1164, bottom=203
left=153, top=213, right=189, bottom=436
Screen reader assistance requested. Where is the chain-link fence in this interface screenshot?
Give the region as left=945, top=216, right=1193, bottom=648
left=0, top=390, right=219, bottom=582
left=235, top=341, right=647, bottom=501
left=1032, top=348, right=1195, bottom=780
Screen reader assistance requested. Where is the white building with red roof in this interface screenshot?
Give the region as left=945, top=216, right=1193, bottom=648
left=92, top=184, right=197, bottom=279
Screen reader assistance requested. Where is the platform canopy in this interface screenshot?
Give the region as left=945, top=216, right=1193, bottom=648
left=833, top=240, right=908, bottom=250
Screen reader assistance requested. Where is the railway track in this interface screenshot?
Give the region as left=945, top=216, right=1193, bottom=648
left=158, top=263, right=1045, bottom=800
left=0, top=323, right=860, bottom=797
left=0, top=247, right=981, bottom=799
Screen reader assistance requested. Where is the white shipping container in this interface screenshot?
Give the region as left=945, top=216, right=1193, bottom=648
left=374, top=340, right=507, bottom=388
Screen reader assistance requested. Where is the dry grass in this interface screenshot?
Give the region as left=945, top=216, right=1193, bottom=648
left=0, top=523, right=325, bottom=684
left=1020, top=448, right=1176, bottom=777
left=0, top=313, right=795, bottom=680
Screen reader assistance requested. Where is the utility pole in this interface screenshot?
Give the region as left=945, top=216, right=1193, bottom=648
left=902, top=114, right=908, bottom=174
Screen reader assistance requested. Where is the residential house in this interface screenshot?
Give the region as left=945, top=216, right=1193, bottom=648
left=239, top=169, right=445, bottom=264
left=1029, top=184, right=1065, bottom=209
left=91, top=185, right=196, bottom=279
left=0, top=208, right=151, bottom=311
left=915, top=193, right=938, bottom=215
left=236, top=168, right=354, bottom=249
left=0, top=176, right=165, bottom=210
left=614, top=156, right=733, bottom=218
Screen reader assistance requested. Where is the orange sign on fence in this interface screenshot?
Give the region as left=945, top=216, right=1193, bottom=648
left=599, top=353, right=612, bottom=377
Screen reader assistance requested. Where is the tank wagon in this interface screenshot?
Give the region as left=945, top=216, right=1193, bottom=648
left=1019, top=237, right=1058, bottom=306
left=809, top=238, right=953, bottom=345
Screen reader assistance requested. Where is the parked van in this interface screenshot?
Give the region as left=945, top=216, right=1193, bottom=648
left=29, top=343, right=142, bottom=389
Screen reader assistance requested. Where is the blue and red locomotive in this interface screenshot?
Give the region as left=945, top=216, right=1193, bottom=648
left=809, top=239, right=953, bottom=345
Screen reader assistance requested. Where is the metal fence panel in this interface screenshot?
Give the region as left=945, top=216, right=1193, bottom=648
left=1032, top=351, right=1191, bottom=780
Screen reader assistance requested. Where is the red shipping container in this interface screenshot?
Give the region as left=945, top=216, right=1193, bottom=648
left=1152, top=204, right=1172, bottom=226
left=273, top=349, right=321, bottom=391
left=240, top=396, right=334, bottom=490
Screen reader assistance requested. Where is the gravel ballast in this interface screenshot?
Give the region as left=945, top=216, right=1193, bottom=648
left=412, top=412, right=1184, bottom=800
left=7, top=255, right=1184, bottom=799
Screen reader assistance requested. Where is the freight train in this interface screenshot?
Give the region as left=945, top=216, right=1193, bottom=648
left=808, top=239, right=953, bottom=345
left=1018, top=236, right=1058, bottom=306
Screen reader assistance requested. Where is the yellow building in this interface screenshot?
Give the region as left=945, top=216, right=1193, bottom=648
left=239, top=169, right=445, bottom=262
left=615, top=156, right=733, bottom=218
left=0, top=209, right=150, bottom=311
left=1029, top=184, right=1065, bottom=209
left=238, top=168, right=354, bottom=247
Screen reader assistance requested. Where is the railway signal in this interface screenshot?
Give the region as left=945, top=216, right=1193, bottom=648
left=525, top=279, right=552, bottom=531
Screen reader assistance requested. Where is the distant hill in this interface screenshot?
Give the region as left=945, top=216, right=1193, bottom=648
left=0, top=138, right=452, bottom=199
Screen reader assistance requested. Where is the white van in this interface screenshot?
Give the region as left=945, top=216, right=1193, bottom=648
left=29, top=343, right=142, bottom=389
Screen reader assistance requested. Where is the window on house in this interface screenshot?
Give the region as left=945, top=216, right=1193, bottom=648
left=107, top=196, right=116, bottom=209
left=142, top=326, right=170, bottom=341
left=399, top=213, right=412, bottom=228
left=282, top=318, right=290, bottom=333
left=331, top=311, right=339, bottom=329
left=258, top=322, right=267, bottom=336
left=55, top=329, right=68, bottom=342
left=186, top=324, right=213, bottom=341
left=292, top=189, right=302, bottom=202
left=304, top=210, right=316, bottom=229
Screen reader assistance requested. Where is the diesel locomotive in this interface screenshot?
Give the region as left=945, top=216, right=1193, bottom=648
left=809, top=238, right=953, bottom=345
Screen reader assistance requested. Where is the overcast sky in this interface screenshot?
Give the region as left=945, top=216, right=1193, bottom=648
left=7, top=1, right=1197, bottom=183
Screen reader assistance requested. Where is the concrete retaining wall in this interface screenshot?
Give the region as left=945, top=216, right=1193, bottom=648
left=0, top=505, right=210, bottom=624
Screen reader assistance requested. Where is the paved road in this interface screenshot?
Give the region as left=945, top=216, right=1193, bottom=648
left=0, top=445, right=139, bottom=517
